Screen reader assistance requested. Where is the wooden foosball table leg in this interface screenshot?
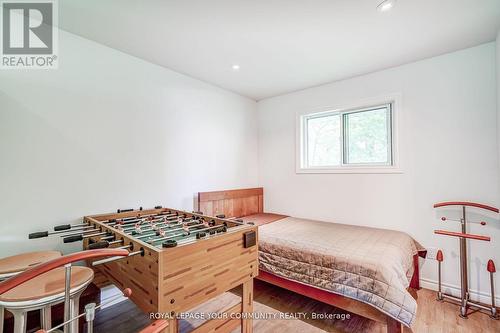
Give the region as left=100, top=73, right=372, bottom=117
left=166, top=318, right=178, bottom=333
left=241, top=279, right=253, bottom=333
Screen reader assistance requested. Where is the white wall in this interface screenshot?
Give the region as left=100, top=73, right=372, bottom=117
left=257, top=43, right=499, bottom=302
left=0, top=30, right=258, bottom=256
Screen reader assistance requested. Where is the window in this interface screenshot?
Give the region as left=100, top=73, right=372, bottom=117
left=298, top=102, right=398, bottom=173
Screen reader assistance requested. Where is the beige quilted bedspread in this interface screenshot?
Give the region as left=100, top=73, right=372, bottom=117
left=258, top=217, right=420, bottom=326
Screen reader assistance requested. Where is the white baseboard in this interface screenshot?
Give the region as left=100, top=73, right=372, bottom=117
left=420, top=278, right=500, bottom=305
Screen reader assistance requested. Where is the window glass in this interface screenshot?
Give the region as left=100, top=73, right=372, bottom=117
left=306, top=114, right=341, bottom=167
left=344, top=107, right=391, bottom=164
left=300, top=103, right=394, bottom=171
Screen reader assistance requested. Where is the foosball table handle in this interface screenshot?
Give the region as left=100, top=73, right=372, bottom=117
left=63, top=235, right=83, bottom=243
left=29, top=231, right=49, bottom=239
left=117, top=208, right=134, bottom=213
left=87, top=240, right=110, bottom=250
left=116, top=207, right=144, bottom=214
left=28, top=224, right=96, bottom=240
left=54, top=224, right=72, bottom=231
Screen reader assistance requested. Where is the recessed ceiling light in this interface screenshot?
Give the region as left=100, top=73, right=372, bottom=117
left=377, top=0, right=396, bottom=12
left=232, top=64, right=240, bottom=71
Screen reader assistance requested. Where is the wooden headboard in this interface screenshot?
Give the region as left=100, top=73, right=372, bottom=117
left=196, top=187, right=263, bottom=218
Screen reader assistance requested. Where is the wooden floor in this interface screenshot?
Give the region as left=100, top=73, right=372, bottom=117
left=93, top=280, right=500, bottom=333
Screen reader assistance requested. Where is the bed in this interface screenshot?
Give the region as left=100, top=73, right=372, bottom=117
left=195, top=187, right=426, bottom=333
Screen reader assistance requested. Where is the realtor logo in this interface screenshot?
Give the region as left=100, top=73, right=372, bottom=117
left=1, top=0, right=58, bottom=69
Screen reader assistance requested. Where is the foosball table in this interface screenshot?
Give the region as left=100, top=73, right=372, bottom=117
left=29, top=207, right=259, bottom=333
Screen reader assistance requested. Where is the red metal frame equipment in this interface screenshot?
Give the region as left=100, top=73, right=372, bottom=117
left=433, top=201, right=498, bottom=319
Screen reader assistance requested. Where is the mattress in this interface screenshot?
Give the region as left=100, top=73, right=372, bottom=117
left=247, top=215, right=420, bottom=327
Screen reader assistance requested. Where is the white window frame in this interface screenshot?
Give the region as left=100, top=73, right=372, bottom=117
left=296, top=95, right=402, bottom=174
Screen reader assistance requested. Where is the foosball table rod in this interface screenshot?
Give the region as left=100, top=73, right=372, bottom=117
left=122, top=217, right=200, bottom=234
left=63, top=232, right=112, bottom=243
left=133, top=221, right=214, bottom=239
left=59, top=228, right=101, bottom=238
left=28, top=206, right=172, bottom=239
left=61, top=217, right=201, bottom=243
left=117, top=215, right=189, bottom=230
left=148, top=224, right=228, bottom=244
left=103, top=213, right=181, bottom=229
left=37, top=217, right=228, bottom=251
left=62, top=218, right=210, bottom=245
left=99, top=210, right=181, bottom=225
left=82, top=218, right=220, bottom=247
left=28, top=226, right=96, bottom=239
left=95, top=217, right=227, bottom=246
left=91, top=249, right=144, bottom=266
left=28, top=206, right=229, bottom=244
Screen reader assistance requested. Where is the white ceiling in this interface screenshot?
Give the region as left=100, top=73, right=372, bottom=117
left=59, top=0, right=500, bottom=100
